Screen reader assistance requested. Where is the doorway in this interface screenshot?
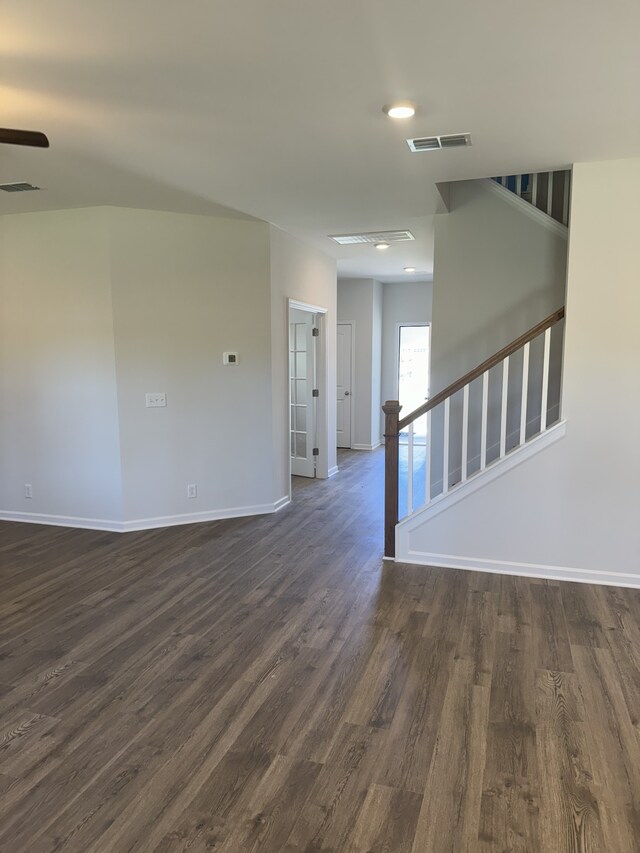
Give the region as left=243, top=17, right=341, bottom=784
left=397, top=323, right=431, bottom=431
left=336, top=322, right=353, bottom=448
left=397, top=323, right=430, bottom=516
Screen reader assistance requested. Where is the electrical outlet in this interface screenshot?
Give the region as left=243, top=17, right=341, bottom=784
left=187, top=484, right=197, bottom=499
left=24, top=483, right=33, bottom=499
left=145, top=392, right=167, bottom=408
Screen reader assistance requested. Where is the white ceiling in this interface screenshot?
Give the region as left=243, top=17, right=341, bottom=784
left=1, top=0, right=639, bottom=281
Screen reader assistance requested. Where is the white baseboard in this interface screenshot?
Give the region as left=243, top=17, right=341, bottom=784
left=0, top=510, right=127, bottom=533
left=327, top=465, right=340, bottom=478
left=393, top=551, right=640, bottom=590
left=352, top=441, right=381, bottom=451
left=0, top=499, right=288, bottom=534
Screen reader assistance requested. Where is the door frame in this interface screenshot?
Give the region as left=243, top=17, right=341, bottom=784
left=288, top=299, right=328, bottom=490
left=336, top=321, right=356, bottom=450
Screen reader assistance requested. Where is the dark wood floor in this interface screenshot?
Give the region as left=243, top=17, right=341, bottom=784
left=1, top=449, right=640, bottom=852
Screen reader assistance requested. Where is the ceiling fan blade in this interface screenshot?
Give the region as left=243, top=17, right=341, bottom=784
left=0, top=128, right=50, bottom=148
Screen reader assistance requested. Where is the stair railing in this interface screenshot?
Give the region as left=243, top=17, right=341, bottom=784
left=494, top=170, right=571, bottom=226
left=383, top=306, right=565, bottom=558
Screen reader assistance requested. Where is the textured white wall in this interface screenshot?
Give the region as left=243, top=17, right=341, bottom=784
left=0, top=208, right=123, bottom=524
left=400, top=158, right=640, bottom=583
left=270, top=226, right=337, bottom=495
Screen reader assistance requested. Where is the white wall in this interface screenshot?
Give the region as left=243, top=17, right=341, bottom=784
left=270, top=225, right=337, bottom=496
left=428, top=180, right=567, bottom=491
left=380, top=280, right=433, bottom=433
left=0, top=208, right=123, bottom=524
left=108, top=208, right=275, bottom=524
left=399, top=158, right=640, bottom=585
left=337, top=278, right=382, bottom=449
left=431, top=179, right=567, bottom=392
left=0, top=208, right=336, bottom=531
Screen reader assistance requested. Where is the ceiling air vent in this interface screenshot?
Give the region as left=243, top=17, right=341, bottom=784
left=329, top=229, right=414, bottom=245
left=0, top=182, right=41, bottom=192
left=407, top=133, right=472, bottom=152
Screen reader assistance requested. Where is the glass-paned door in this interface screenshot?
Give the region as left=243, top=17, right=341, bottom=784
left=289, top=308, right=317, bottom=477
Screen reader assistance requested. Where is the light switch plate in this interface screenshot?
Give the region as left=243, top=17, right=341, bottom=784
left=145, top=392, right=167, bottom=408
left=223, top=352, right=239, bottom=365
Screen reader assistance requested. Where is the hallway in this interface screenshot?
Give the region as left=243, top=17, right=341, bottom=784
left=1, top=449, right=639, bottom=851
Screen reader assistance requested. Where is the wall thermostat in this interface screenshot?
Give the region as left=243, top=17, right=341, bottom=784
left=223, top=352, right=239, bottom=365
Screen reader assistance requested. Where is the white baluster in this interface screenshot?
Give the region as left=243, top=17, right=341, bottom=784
left=461, top=384, right=469, bottom=482
left=425, top=409, right=432, bottom=503
left=407, top=421, right=414, bottom=514
left=540, top=327, right=551, bottom=432
left=562, top=171, right=570, bottom=225
left=531, top=173, right=538, bottom=207
left=500, top=356, right=509, bottom=458
left=443, top=398, right=450, bottom=495
left=480, top=371, right=489, bottom=470
left=547, top=172, right=554, bottom=217
left=515, top=174, right=522, bottom=197
left=520, top=342, right=530, bottom=445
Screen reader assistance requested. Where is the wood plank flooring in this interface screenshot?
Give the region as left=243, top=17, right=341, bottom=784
left=1, top=448, right=640, bottom=851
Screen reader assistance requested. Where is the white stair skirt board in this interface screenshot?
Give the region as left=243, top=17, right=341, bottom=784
left=398, top=420, right=566, bottom=533
left=481, top=178, right=569, bottom=239
left=430, top=403, right=561, bottom=496
left=0, top=498, right=291, bottom=533
left=392, top=552, right=640, bottom=591
left=352, top=441, right=382, bottom=451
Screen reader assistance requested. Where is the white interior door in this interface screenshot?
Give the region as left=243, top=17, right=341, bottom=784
left=289, top=308, right=317, bottom=477
left=336, top=323, right=352, bottom=448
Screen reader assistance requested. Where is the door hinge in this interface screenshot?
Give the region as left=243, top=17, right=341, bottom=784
left=312, top=327, right=319, bottom=337
left=312, top=388, right=319, bottom=397
left=312, top=447, right=319, bottom=456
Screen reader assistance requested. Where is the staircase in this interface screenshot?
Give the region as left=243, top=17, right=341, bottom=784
left=382, top=169, right=570, bottom=560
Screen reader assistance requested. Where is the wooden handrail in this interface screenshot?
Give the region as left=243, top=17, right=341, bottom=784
left=397, top=306, right=565, bottom=430
left=383, top=305, right=566, bottom=557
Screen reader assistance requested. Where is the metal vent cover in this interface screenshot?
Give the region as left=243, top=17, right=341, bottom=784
left=407, top=133, right=472, bottom=152
left=0, top=182, right=41, bottom=192
left=329, top=229, right=415, bottom=245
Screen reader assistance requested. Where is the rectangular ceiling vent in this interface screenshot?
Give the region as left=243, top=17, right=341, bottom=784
left=407, top=133, right=472, bottom=152
left=0, top=182, right=41, bottom=193
left=329, top=229, right=415, bottom=245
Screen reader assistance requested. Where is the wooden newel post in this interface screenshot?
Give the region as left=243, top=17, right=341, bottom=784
left=382, top=400, right=402, bottom=559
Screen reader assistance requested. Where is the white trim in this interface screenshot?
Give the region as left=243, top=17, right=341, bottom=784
left=398, top=420, right=566, bottom=535
left=481, top=178, right=569, bottom=239
left=288, top=298, right=328, bottom=315
left=327, top=465, right=340, bottom=478
left=352, top=441, right=382, bottom=451
left=0, top=499, right=288, bottom=534
left=392, top=551, right=640, bottom=591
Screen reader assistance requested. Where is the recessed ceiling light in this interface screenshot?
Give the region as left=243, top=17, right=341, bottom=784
left=404, top=266, right=417, bottom=273
left=375, top=242, right=390, bottom=250
left=382, top=101, right=416, bottom=119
